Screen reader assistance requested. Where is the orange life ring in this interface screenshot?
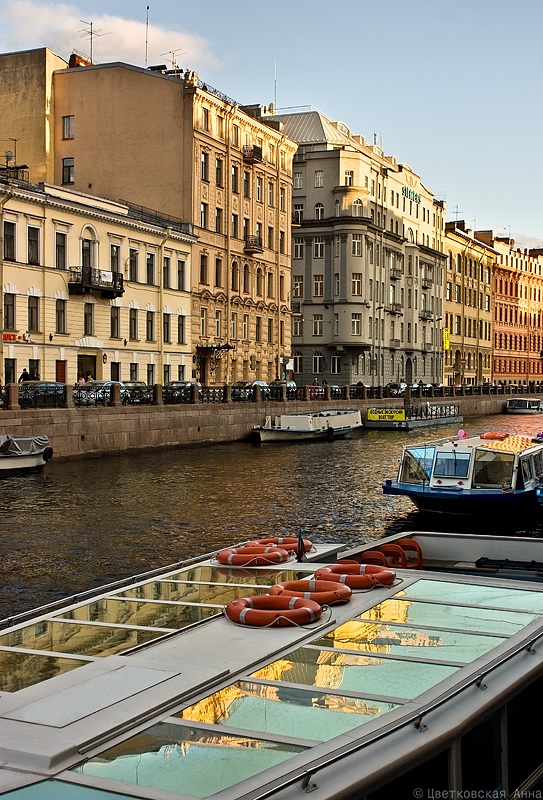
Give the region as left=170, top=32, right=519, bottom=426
left=247, top=537, right=313, bottom=553
left=314, top=563, right=395, bottom=589
left=269, top=578, right=352, bottom=606
left=225, top=595, right=322, bottom=627
left=216, top=546, right=290, bottom=566
left=480, top=432, right=509, bottom=440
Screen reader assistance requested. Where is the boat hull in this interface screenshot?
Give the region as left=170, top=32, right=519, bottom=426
left=383, top=480, right=540, bottom=516
left=256, top=425, right=359, bottom=443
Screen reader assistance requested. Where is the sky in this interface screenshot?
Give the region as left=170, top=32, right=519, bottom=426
left=1, top=0, right=542, bottom=248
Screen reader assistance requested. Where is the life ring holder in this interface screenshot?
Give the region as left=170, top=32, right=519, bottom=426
left=215, top=546, right=291, bottom=567
left=269, top=578, right=352, bottom=606
left=247, top=537, right=314, bottom=553
left=314, top=562, right=396, bottom=590
left=224, top=595, right=323, bottom=627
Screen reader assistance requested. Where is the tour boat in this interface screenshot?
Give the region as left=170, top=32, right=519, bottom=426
left=252, top=408, right=363, bottom=443
left=2, top=530, right=543, bottom=797
left=0, top=434, right=53, bottom=476
left=382, top=430, right=543, bottom=516
left=505, top=397, right=543, bottom=414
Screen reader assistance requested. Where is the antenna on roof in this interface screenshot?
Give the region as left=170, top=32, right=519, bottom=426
left=79, top=19, right=111, bottom=64
left=145, top=6, right=150, bottom=68
left=160, top=48, right=187, bottom=70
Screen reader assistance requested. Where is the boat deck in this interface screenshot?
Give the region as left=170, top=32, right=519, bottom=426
left=2, top=538, right=543, bottom=798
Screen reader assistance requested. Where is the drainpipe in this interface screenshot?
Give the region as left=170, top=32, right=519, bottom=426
left=0, top=185, right=15, bottom=383
left=158, top=226, right=172, bottom=383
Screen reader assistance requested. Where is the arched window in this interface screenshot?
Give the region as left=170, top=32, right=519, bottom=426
left=315, top=203, right=324, bottom=220
left=231, top=261, right=239, bottom=291
left=293, top=351, right=302, bottom=374
left=313, top=351, right=324, bottom=374
left=256, top=268, right=263, bottom=296
left=243, top=263, right=250, bottom=293
left=335, top=200, right=341, bottom=217
left=352, top=199, right=363, bottom=217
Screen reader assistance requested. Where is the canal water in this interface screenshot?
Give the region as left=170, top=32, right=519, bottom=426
left=2, top=412, right=542, bottom=620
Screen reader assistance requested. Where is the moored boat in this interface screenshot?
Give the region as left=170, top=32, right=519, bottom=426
left=505, top=397, right=543, bottom=414
left=252, top=408, right=363, bottom=443
left=0, top=434, right=53, bottom=476
left=3, top=530, right=543, bottom=796
left=383, top=430, right=543, bottom=516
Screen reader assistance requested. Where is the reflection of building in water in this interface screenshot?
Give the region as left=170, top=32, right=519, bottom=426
left=374, top=630, right=442, bottom=647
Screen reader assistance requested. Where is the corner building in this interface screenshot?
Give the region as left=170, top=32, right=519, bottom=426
left=0, top=48, right=298, bottom=384
left=260, top=108, right=446, bottom=387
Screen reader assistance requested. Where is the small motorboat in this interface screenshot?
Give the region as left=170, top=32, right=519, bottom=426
left=505, top=397, right=543, bottom=414
left=0, top=434, right=53, bottom=476
left=252, top=408, right=363, bottom=443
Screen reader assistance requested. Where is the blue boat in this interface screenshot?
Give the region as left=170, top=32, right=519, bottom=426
left=383, top=431, right=543, bottom=516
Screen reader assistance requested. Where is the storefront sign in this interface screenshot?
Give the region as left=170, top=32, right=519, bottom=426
left=402, top=186, right=421, bottom=203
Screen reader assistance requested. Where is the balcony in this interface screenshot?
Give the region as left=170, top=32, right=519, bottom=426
left=242, top=145, right=263, bottom=163
left=419, top=309, right=433, bottom=321
left=244, top=235, right=263, bottom=254
left=389, top=267, right=402, bottom=280
left=422, top=275, right=434, bottom=288
left=388, top=338, right=401, bottom=349
left=68, top=266, right=124, bottom=299
left=385, top=302, right=403, bottom=315
left=291, top=300, right=302, bottom=314
left=292, top=211, right=303, bottom=226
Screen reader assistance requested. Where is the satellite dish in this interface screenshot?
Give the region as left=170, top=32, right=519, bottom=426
left=5, top=150, right=13, bottom=163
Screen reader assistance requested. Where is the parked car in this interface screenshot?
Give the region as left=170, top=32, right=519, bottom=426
left=74, top=380, right=129, bottom=406
left=123, top=381, right=153, bottom=404
left=386, top=382, right=407, bottom=396
left=162, top=381, right=202, bottom=404
left=269, top=379, right=298, bottom=399
left=18, top=381, right=66, bottom=409
left=230, top=380, right=270, bottom=400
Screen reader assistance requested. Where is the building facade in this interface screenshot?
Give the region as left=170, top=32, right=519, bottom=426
left=261, top=108, right=446, bottom=388
left=443, top=221, right=494, bottom=386
left=0, top=179, right=195, bottom=385
left=0, top=48, right=298, bottom=384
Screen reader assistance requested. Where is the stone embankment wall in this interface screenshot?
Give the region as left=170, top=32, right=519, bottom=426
left=0, top=396, right=508, bottom=462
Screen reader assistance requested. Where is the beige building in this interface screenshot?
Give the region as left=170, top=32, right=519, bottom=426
left=259, top=108, right=446, bottom=387
left=0, top=48, right=298, bottom=385
left=0, top=178, right=196, bottom=385
left=443, top=221, right=494, bottom=386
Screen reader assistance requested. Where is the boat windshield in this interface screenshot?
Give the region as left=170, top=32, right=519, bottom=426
left=433, top=450, right=471, bottom=479
left=399, top=446, right=435, bottom=484
left=472, top=450, right=515, bottom=488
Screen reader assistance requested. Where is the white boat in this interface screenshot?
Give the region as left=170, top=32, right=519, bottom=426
left=0, top=434, right=53, bottom=475
left=3, top=530, right=543, bottom=797
left=383, top=430, right=543, bottom=516
left=505, top=397, right=543, bottom=414
left=253, top=408, right=363, bottom=443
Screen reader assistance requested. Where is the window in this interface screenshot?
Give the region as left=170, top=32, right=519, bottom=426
left=215, top=257, right=223, bottom=287
left=177, top=314, right=185, bottom=344
left=215, top=206, right=223, bottom=233
left=313, top=351, right=324, bottom=373
left=4, top=293, right=15, bottom=330
left=62, top=115, right=74, bottom=139
left=147, top=363, right=155, bottom=386
left=352, top=234, right=362, bottom=256
left=231, top=165, right=239, bottom=193
left=352, top=198, right=362, bottom=216
left=279, top=187, right=285, bottom=211
left=62, top=157, right=74, bottom=184
left=231, top=312, right=237, bottom=339
left=163, top=365, right=171, bottom=385
left=216, top=157, right=223, bottom=186
left=84, top=302, right=94, bottom=335
left=144, top=252, right=155, bottom=284
left=267, top=317, right=273, bottom=343
left=293, top=172, right=303, bottom=189
left=334, top=273, right=340, bottom=296
left=255, top=316, right=261, bottom=342
left=201, top=151, right=209, bottom=181
left=331, top=352, right=341, bottom=374
left=313, top=274, right=324, bottom=297
left=3, top=221, right=15, bottom=261
left=351, top=313, right=362, bottom=335
left=313, top=314, right=323, bottom=336
left=314, top=237, right=324, bottom=258
left=267, top=226, right=274, bottom=250
left=110, top=244, right=120, bottom=272
left=130, top=363, right=138, bottom=381
left=55, top=299, right=66, bottom=334
left=129, top=309, right=138, bottom=340
left=268, top=181, right=274, bottom=206
left=200, top=307, right=207, bottom=337
left=315, top=203, right=324, bottom=220
left=55, top=232, right=66, bottom=269
left=279, top=231, right=285, bottom=254
left=200, top=254, right=208, bottom=284
left=28, top=227, right=39, bottom=265
left=243, top=170, right=250, bottom=197
left=146, top=311, right=155, bottom=341
left=256, top=176, right=263, bottom=202
left=293, top=238, right=304, bottom=259
left=292, top=317, right=302, bottom=337
left=267, top=271, right=274, bottom=298
left=200, top=203, right=208, bottom=229
left=314, top=170, right=323, bottom=188
left=232, top=124, right=239, bottom=146
left=345, top=170, right=354, bottom=186
left=293, top=276, right=304, bottom=298
left=243, top=313, right=249, bottom=339
left=129, top=249, right=138, bottom=282
left=163, top=313, right=171, bottom=343
left=256, top=268, right=263, bottom=296
left=231, top=262, right=239, bottom=291
left=110, top=306, right=120, bottom=338
left=243, top=264, right=250, bottom=293
left=177, top=259, right=185, bottom=291
left=163, top=256, right=171, bottom=288
left=202, top=108, right=210, bottom=130
left=215, top=310, right=221, bottom=337
left=231, top=214, right=238, bottom=238
left=352, top=273, right=362, bottom=295
left=293, top=203, right=304, bottom=223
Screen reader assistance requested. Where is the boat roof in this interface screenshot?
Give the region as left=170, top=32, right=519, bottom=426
left=2, top=539, right=543, bottom=798
left=404, top=433, right=542, bottom=456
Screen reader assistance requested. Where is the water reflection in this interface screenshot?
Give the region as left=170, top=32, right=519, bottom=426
left=1, top=414, right=541, bottom=619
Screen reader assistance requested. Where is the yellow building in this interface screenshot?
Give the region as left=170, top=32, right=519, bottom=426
left=0, top=179, right=195, bottom=384
left=0, top=48, right=298, bottom=384
left=443, top=221, right=494, bottom=386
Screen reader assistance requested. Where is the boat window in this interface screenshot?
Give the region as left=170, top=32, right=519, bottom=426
left=399, top=446, right=435, bottom=484
left=433, top=450, right=471, bottom=479
left=521, top=458, right=534, bottom=483
left=472, top=450, right=515, bottom=488
left=534, top=451, right=543, bottom=477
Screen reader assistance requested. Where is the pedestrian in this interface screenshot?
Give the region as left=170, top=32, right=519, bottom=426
left=86, top=373, right=93, bottom=382
left=18, top=368, right=30, bottom=382
left=77, top=375, right=85, bottom=385
left=32, top=372, right=40, bottom=380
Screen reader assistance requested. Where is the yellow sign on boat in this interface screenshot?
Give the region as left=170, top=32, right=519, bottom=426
left=367, top=408, right=406, bottom=422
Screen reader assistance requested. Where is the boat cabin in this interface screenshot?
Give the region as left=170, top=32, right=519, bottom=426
left=505, top=397, right=543, bottom=414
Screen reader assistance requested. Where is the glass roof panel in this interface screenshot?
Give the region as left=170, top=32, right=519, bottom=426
left=3, top=779, right=140, bottom=799
left=51, top=599, right=220, bottom=628
left=357, top=598, right=537, bottom=635
left=72, top=721, right=306, bottom=798
left=250, top=647, right=459, bottom=700
left=400, top=579, right=543, bottom=612
left=175, top=679, right=399, bottom=740
left=116, top=582, right=269, bottom=605
left=0, top=650, right=87, bottom=693
left=166, top=565, right=311, bottom=584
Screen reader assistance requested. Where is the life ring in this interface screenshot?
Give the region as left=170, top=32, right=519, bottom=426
left=216, top=546, right=290, bottom=567
left=42, top=447, right=54, bottom=462
left=314, top=563, right=395, bottom=589
left=247, top=537, right=313, bottom=553
left=480, top=432, right=509, bottom=440
left=225, top=595, right=322, bottom=627
left=269, top=579, right=352, bottom=606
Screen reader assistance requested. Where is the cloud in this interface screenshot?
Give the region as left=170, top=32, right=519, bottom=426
left=0, top=0, right=219, bottom=70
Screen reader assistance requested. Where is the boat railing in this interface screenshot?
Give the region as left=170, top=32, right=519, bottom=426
left=245, top=628, right=543, bottom=800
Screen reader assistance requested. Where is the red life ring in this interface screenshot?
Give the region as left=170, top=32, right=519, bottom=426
left=480, top=432, right=509, bottom=440
left=314, top=563, right=395, bottom=589
left=269, top=579, right=352, bottom=606
left=216, top=546, right=290, bottom=566
left=248, top=537, right=313, bottom=553
left=225, top=595, right=322, bottom=627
